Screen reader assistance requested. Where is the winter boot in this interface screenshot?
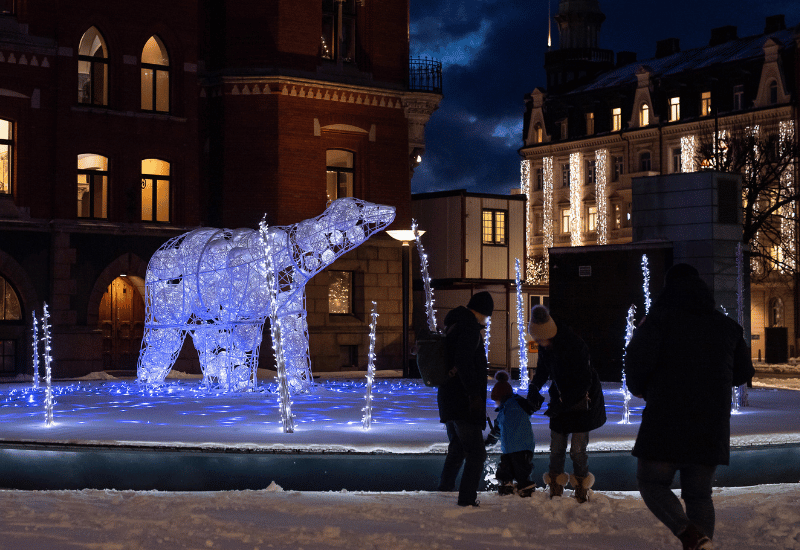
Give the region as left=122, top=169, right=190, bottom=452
left=569, top=473, right=595, bottom=503
left=543, top=472, right=569, bottom=499
left=516, top=482, right=537, bottom=498
left=678, top=524, right=713, bottom=550
left=498, top=482, right=515, bottom=496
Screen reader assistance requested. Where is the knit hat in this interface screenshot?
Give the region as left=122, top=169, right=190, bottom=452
left=490, top=370, right=513, bottom=402
left=467, top=291, right=494, bottom=317
left=528, top=304, right=557, bottom=341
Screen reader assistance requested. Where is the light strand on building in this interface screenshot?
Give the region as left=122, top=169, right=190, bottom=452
left=680, top=135, right=697, bottom=173
left=521, top=160, right=532, bottom=260
left=514, top=259, right=529, bottom=389
left=746, top=125, right=762, bottom=274
left=595, top=149, right=609, bottom=245
left=541, top=156, right=554, bottom=280
left=362, top=301, right=378, bottom=430
left=569, top=152, right=583, bottom=247
left=779, top=120, right=796, bottom=273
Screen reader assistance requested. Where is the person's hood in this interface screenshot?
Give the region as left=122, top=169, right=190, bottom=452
left=444, top=305, right=481, bottom=328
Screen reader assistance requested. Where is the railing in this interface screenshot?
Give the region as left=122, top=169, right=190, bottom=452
left=409, top=57, right=442, bottom=94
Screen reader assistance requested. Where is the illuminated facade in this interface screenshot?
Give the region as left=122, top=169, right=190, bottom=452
left=0, top=0, right=441, bottom=378
left=520, top=5, right=800, bottom=359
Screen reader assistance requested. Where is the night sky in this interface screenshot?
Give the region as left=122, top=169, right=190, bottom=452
left=409, top=0, right=800, bottom=196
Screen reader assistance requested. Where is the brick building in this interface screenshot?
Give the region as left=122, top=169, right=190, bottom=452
left=0, top=0, right=441, bottom=379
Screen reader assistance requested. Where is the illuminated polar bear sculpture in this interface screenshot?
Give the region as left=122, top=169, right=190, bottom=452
left=137, top=198, right=396, bottom=393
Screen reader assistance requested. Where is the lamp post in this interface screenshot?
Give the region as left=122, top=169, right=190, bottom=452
left=387, top=229, right=424, bottom=377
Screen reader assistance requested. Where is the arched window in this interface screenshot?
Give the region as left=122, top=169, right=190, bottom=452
left=639, top=104, right=650, bottom=126
left=141, top=36, right=170, bottom=113
left=0, top=274, right=21, bottom=321
left=141, top=159, right=170, bottom=222
left=78, top=27, right=108, bottom=106
left=0, top=118, right=12, bottom=195
left=77, top=154, right=109, bottom=219
left=769, top=80, right=778, bottom=105
left=639, top=151, right=651, bottom=172
left=326, top=150, right=354, bottom=201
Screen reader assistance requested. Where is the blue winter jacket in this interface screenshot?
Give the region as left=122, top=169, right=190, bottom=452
left=496, top=394, right=535, bottom=455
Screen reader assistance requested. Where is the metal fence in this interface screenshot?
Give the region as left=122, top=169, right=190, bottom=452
left=409, top=57, right=442, bottom=94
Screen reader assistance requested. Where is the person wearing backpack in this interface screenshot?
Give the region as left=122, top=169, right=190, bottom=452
left=437, top=291, right=493, bottom=507
left=527, top=304, right=606, bottom=503
left=484, top=370, right=537, bottom=497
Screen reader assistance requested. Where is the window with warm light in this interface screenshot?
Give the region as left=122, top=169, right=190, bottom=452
left=534, top=123, right=543, bottom=143
left=78, top=27, right=108, bottom=106
left=669, top=97, right=680, bottom=121
left=586, top=112, right=594, bottom=135
left=77, top=154, right=108, bottom=219
left=328, top=270, right=353, bottom=314
left=701, top=91, right=711, bottom=116
left=0, top=118, right=11, bottom=195
left=141, top=36, right=170, bottom=113
left=141, top=159, right=170, bottom=222
left=612, top=108, right=622, bottom=131
left=0, top=274, right=21, bottom=321
left=639, top=104, right=650, bottom=126
left=482, top=209, right=507, bottom=245
left=586, top=205, right=597, bottom=232
left=560, top=209, right=570, bottom=234
left=326, top=149, right=354, bottom=201
left=321, top=0, right=356, bottom=63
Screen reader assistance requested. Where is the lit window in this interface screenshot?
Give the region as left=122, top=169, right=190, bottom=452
left=669, top=97, right=680, bottom=121
left=141, top=159, right=170, bottom=222
left=733, top=85, right=744, bottom=110
left=321, top=0, right=356, bottom=63
left=326, top=149, right=354, bottom=201
left=586, top=112, right=594, bottom=135
left=586, top=205, right=597, bottom=232
left=78, top=27, right=108, bottom=106
left=639, top=151, right=652, bottom=172
left=77, top=154, right=108, bottom=219
left=0, top=118, right=12, bottom=195
left=482, top=210, right=507, bottom=245
left=639, top=104, right=650, bottom=126
left=613, top=155, right=623, bottom=181
left=328, top=271, right=353, bottom=314
left=534, top=123, right=543, bottom=143
left=561, top=209, right=570, bottom=233
left=0, top=274, right=21, bottom=321
left=701, top=91, right=711, bottom=116
left=141, top=36, right=170, bottom=113
left=769, top=80, right=778, bottom=105
left=612, top=108, right=622, bottom=131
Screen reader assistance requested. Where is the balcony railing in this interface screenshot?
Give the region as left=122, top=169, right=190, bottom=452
left=409, top=57, right=442, bottom=94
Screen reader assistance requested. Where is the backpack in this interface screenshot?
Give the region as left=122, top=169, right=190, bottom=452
left=416, top=326, right=455, bottom=388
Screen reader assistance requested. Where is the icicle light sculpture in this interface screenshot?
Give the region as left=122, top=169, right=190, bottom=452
left=362, top=301, right=378, bottom=430
left=595, top=149, right=609, bottom=245
left=31, top=310, right=39, bottom=390
left=641, top=254, right=651, bottom=315
left=620, top=304, right=636, bottom=425
left=484, top=315, right=492, bottom=362
left=42, top=303, right=54, bottom=426
left=412, top=219, right=437, bottom=332
left=569, top=152, right=583, bottom=247
left=515, top=259, right=529, bottom=389
left=137, top=198, right=396, bottom=394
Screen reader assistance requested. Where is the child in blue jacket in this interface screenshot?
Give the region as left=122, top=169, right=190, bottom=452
left=485, top=370, right=536, bottom=497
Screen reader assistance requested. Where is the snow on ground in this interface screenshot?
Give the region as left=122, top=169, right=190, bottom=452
left=0, top=371, right=798, bottom=549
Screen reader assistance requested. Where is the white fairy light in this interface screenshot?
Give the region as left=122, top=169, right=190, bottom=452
left=747, top=125, right=762, bottom=274
left=362, top=301, right=378, bottom=430
left=542, top=156, right=554, bottom=276
left=41, top=303, right=54, bottom=427
left=527, top=256, right=548, bottom=286
left=484, top=315, right=492, bottom=362
left=31, top=310, right=39, bottom=390
left=595, top=149, right=609, bottom=245
left=569, top=152, right=583, bottom=247
left=680, top=135, right=697, bottom=173
left=779, top=121, right=796, bottom=273
left=641, top=254, right=651, bottom=315
left=521, top=160, right=533, bottom=260
left=515, top=259, right=529, bottom=390
left=412, top=219, right=438, bottom=332
left=136, top=198, right=395, bottom=395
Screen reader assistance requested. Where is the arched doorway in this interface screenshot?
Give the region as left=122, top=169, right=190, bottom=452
left=98, top=276, right=144, bottom=370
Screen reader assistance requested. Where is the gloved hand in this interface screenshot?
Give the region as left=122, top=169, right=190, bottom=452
left=527, top=391, right=545, bottom=413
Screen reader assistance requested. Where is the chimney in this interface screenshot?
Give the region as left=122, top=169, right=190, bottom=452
left=616, top=51, right=637, bottom=67
left=655, top=38, right=680, bottom=59
left=764, top=14, right=786, bottom=34
left=709, top=25, right=738, bottom=46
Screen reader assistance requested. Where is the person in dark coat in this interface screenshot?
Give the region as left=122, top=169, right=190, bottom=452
left=527, top=304, right=606, bottom=502
left=485, top=370, right=536, bottom=497
left=437, top=291, right=493, bottom=507
left=626, top=263, right=754, bottom=550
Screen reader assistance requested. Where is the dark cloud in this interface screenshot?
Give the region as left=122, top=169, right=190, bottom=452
left=410, top=0, right=800, bottom=196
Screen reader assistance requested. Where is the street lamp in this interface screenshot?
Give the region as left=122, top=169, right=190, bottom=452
left=387, top=228, right=424, bottom=377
